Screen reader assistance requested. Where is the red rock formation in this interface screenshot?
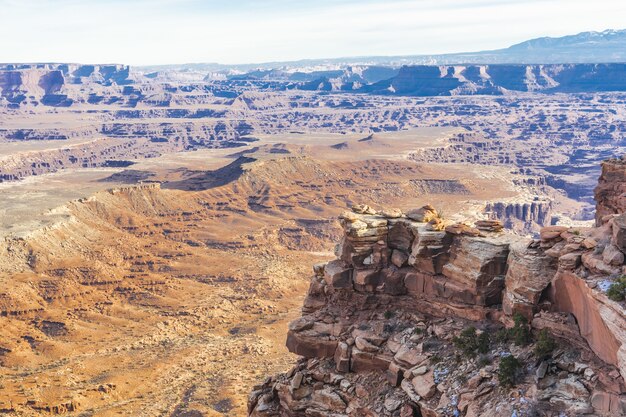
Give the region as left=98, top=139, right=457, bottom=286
left=595, top=156, right=626, bottom=225
left=249, top=157, right=626, bottom=416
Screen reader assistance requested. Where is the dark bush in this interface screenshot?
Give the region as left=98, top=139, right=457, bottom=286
left=498, top=355, right=521, bottom=387
left=607, top=276, right=626, bottom=302
left=534, top=329, right=557, bottom=358
left=511, top=313, right=532, bottom=346
left=453, top=326, right=491, bottom=357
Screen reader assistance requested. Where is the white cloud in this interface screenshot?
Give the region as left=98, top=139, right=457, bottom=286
left=0, top=0, right=624, bottom=64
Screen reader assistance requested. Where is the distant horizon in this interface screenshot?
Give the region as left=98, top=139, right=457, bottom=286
left=1, top=0, right=625, bottom=65
left=1, top=28, right=625, bottom=69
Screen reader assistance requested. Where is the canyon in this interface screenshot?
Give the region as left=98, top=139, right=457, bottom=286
left=0, top=56, right=625, bottom=417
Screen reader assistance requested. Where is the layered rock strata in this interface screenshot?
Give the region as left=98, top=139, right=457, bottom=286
left=249, top=158, right=626, bottom=417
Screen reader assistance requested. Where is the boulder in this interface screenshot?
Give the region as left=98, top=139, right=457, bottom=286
left=394, top=345, right=427, bottom=367
left=445, top=223, right=481, bottom=236
left=442, top=235, right=511, bottom=306
left=323, top=260, right=353, bottom=289
left=411, top=371, right=437, bottom=399
left=475, top=219, right=504, bottom=232
left=391, top=249, right=409, bottom=268
left=603, top=244, right=625, bottom=266
left=408, top=227, right=452, bottom=275
left=502, top=240, right=557, bottom=317
left=352, top=204, right=377, bottom=215
left=381, top=208, right=403, bottom=219
left=406, top=205, right=438, bottom=223
left=286, top=331, right=337, bottom=358
left=388, top=220, right=416, bottom=251
left=334, top=342, right=351, bottom=373
left=613, top=214, right=626, bottom=251
left=540, top=226, right=568, bottom=242
left=350, top=349, right=392, bottom=373
left=311, top=388, right=346, bottom=411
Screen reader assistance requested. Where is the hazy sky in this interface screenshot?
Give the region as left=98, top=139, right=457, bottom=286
left=1, top=0, right=625, bottom=65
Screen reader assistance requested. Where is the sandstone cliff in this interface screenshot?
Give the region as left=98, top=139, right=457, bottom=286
left=249, top=159, right=626, bottom=417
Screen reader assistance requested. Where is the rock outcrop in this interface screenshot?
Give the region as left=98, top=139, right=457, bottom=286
left=249, top=156, right=626, bottom=417
left=596, top=156, right=626, bottom=225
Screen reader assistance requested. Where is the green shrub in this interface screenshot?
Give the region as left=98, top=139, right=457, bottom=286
left=477, top=354, right=492, bottom=367
left=477, top=332, right=490, bottom=354
left=498, top=355, right=521, bottom=387
left=453, top=326, right=491, bottom=357
left=384, top=310, right=395, bottom=319
left=495, top=328, right=510, bottom=344
left=511, top=313, right=532, bottom=346
left=430, top=354, right=443, bottom=364
left=607, top=276, right=626, bottom=302
left=413, top=327, right=424, bottom=335
left=534, top=329, right=557, bottom=358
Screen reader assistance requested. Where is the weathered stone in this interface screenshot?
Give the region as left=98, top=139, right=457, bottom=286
left=442, top=235, right=511, bottom=306
left=334, top=342, right=351, bottom=373
left=354, top=336, right=378, bottom=353
left=323, top=260, right=352, bottom=289
left=591, top=390, right=626, bottom=415
left=381, top=208, right=403, bottom=219
left=536, top=361, right=548, bottom=379
left=559, top=252, right=582, bottom=271
left=411, top=371, right=437, bottom=399
left=391, top=249, right=409, bottom=268
left=446, top=223, right=481, bottom=236
left=311, top=388, right=346, bottom=411
left=286, top=331, right=337, bottom=358
left=603, top=244, right=625, bottom=266
left=400, top=379, right=421, bottom=403
left=595, top=157, right=626, bottom=225
left=475, top=219, right=504, bottom=232
left=394, top=345, right=426, bottom=367
left=380, top=267, right=408, bottom=295
left=408, top=227, right=452, bottom=275
left=353, top=269, right=381, bottom=287
left=582, top=238, right=598, bottom=249
left=388, top=220, right=415, bottom=251
left=406, top=205, right=438, bottom=223
left=352, top=204, right=377, bottom=215
left=350, top=349, right=392, bottom=373
left=291, top=372, right=303, bottom=390
left=613, top=214, right=626, bottom=251
left=502, top=240, right=557, bottom=317
left=386, top=362, right=407, bottom=387
left=540, top=226, right=568, bottom=242
left=550, top=271, right=626, bottom=383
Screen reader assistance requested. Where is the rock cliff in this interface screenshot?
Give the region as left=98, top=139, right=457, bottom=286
left=248, top=159, right=626, bottom=417
left=359, top=64, right=626, bottom=96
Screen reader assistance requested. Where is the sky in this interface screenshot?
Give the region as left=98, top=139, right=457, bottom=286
left=0, top=0, right=625, bottom=65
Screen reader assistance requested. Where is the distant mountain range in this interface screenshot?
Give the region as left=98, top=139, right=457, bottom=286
left=137, top=29, right=626, bottom=76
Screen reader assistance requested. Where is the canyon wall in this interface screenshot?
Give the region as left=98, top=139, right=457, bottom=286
left=360, top=64, right=626, bottom=96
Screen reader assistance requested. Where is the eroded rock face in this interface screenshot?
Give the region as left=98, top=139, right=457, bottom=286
left=595, top=156, right=626, bottom=225
left=250, top=158, right=626, bottom=417
left=503, top=240, right=557, bottom=318
left=550, top=271, right=626, bottom=383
